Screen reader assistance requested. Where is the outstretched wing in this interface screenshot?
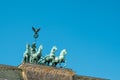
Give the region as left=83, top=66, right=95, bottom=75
left=32, top=27, right=36, bottom=32
left=36, top=28, right=41, bottom=32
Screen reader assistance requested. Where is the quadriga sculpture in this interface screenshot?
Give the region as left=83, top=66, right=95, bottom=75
left=22, top=43, right=67, bottom=68
left=22, top=27, right=67, bottom=68
left=52, top=49, right=67, bottom=67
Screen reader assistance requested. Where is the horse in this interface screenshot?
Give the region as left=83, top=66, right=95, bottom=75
left=44, top=46, right=57, bottom=66
left=23, top=44, right=31, bottom=63
left=30, top=45, right=43, bottom=64
left=52, top=49, right=67, bottom=67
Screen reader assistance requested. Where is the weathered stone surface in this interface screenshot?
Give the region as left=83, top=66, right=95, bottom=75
left=0, top=64, right=23, bottom=80
left=73, top=75, right=107, bottom=80
left=0, top=63, right=107, bottom=80
left=19, top=63, right=75, bottom=80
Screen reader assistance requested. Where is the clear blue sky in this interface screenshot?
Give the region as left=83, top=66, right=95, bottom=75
left=0, top=0, right=120, bottom=80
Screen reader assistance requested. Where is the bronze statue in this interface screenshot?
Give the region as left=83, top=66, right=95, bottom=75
left=22, top=27, right=67, bottom=68
left=32, top=27, right=41, bottom=41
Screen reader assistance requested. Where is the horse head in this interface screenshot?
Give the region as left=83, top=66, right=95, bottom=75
left=50, top=46, right=57, bottom=54
left=60, top=49, right=67, bottom=56
left=36, top=45, right=43, bottom=59
left=26, top=44, right=30, bottom=50
left=37, top=45, right=43, bottom=53
left=25, top=44, right=31, bottom=55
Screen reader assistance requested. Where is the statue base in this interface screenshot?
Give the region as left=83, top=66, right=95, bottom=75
left=0, top=63, right=107, bottom=80
left=19, top=63, right=75, bottom=80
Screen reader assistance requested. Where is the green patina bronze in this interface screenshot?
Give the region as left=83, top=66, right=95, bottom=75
left=22, top=27, right=67, bottom=68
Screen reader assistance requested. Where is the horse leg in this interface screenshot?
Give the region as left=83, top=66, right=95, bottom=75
left=63, top=61, right=67, bottom=68
left=59, top=63, right=62, bottom=68
left=52, top=62, right=55, bottom=67
left=55, top=62, right=58, bottom=67
left=23, top=56, right=26, bottom=63
left=28, top=56, right=30, bottom=63
left=48, top=61, right=50, bottom=66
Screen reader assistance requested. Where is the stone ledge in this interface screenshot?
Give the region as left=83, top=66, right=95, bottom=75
left=19, top=63, right=75, bottom=80
left=0, top=64, right=108, bottom=80
left=0, top=64, right=23, bottom=80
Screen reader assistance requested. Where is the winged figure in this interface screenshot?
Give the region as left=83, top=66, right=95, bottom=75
left=32, top=27, right=41, bottom=39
